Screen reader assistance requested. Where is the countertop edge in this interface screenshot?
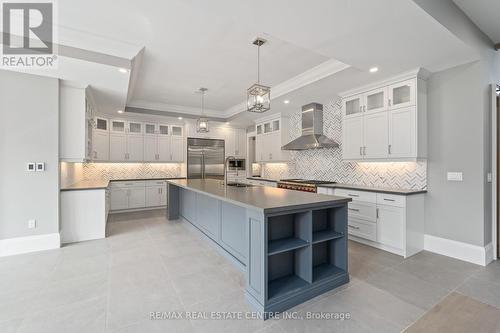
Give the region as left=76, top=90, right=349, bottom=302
left=60, top=177, right=186, bottom=191
left=317, top=184, right=427, bottom=195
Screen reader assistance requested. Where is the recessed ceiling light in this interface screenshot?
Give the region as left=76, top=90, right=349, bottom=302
left=118, top=68, right=128, bottom=73
left=283, top=100, right=290, bottom=104
left=117, top=110, right=124, bottom=114
left=178, top=117, right=183, bottom=120
left=369, top=67, right=379, bottom=73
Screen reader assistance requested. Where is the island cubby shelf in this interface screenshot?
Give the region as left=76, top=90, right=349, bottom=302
left=265, top=206, right=349, bottom=305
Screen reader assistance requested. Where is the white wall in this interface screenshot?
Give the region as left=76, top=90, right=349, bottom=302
left=0, top=70, right=59, bottom=240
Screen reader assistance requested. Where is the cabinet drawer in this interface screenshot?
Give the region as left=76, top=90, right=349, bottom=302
left=146, top=180, right=167, bottom=187
left=334, top=189, right=376, bottom=203
left=348, top=202, right=376, bottom=222
left=111, top=181, right=146, bottom=188
left=348, top=218, right=377, bottom=242
left=376, top=193, right=406, bottom=207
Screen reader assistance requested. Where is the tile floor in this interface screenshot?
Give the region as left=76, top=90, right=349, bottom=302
left=1, top=209, right=500, bottom=333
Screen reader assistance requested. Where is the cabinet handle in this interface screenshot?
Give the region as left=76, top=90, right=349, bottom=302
left=376, top=208, right=379, bottom=218
left=348, top=208, right=360, bottom=212
left=347, top=193, right=359, bottom=197
left=363, top=147, right=366, bottom=155
left=363, top=105, right=366, bottom=112
left=348, top=225, right=360, bottom=230
left=388, top=99, right=392, bottom=106
left=383, top=198, right=396, bottom=202
left=388, top=144, right=392, bottom=155
left=359, top=147, right=363, bottom=156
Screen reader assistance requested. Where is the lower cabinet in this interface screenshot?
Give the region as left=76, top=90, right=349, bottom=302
left=178, top=188, right=248, bottom=264
left=317, top=187, right=424, bottom=258
left=110, top=180, right=167, bottom=212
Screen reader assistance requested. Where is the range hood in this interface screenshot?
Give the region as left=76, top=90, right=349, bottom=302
left=282, top=103, right=339, bottom=150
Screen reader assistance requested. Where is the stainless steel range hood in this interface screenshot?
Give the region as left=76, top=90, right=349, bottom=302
left=281, top=103, right=339, bottom=150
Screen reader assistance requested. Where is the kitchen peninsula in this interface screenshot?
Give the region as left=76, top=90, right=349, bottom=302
left=167, top=178, right=351, bottom=316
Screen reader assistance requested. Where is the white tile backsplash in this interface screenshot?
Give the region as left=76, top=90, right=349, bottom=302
left=260, top=98, right=427, bottom=190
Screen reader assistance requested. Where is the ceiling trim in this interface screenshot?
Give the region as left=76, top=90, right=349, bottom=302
left=125, top=106, right=226, bottom=122
left=223, top=58, right=350, bottom=117
left=126, top=100, right=224, bottom=118
left=126, top=47, right=145, bottom=104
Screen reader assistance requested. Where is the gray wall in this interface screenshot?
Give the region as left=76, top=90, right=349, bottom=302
left=0, top=70, right=59, bottom=240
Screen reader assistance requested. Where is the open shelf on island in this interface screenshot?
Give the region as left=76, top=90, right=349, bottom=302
left=268, top=238, right=309, bottom=256
left=268, top=275, right=309, bottom=301
left=267, top=211, right=310, bottom=256
left=312, top=230, right=343, bottom=244
left=312, top=239, right=347, bottom=283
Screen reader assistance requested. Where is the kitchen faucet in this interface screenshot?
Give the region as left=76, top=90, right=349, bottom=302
left=224, top=156, right=236, bottom=186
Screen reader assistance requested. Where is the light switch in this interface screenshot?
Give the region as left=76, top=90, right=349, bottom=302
left=447, top=172, right=463, bottom=182
left=487, top=173, right=492, bottom=183
left=36, top=162, right=45, bottom=172
left=27, top=162, right=36, bottom=172
left=28, top=219, right=36, bottom=229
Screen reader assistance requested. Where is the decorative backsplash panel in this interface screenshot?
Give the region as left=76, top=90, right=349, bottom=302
left=261, top=98, right=427, bottom=190
left=82, top=163, right=182, bottom=181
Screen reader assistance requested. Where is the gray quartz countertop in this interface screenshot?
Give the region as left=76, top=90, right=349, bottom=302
left=61, top=177, right=185, bottom=191
left=167, top=178, right=351, bottom=212
left=246, top=177, right=279, bottom=182
left=317, top=183, right=427, bottom=195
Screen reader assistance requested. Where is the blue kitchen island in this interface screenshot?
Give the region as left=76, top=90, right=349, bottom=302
left=167, top=178, right=351, bottom=317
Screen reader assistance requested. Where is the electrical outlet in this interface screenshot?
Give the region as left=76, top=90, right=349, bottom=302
left=487, top=173, right=493, bottom=183
left=447, top=172, right=463, bottom=182
left=28, top=219, right=37, bottom=229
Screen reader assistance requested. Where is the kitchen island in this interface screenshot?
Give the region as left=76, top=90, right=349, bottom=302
left=167, top=178, right=351, bottom=317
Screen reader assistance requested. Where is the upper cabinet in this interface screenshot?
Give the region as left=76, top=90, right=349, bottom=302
left=255, top=115, right=290, bottom=162
left=341, top=69, right=427, bottom=161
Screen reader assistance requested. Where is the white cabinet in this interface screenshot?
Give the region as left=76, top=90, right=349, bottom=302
left=318, top=187, right=424, bottom=258
left=363, top=112, right=388, bottom=159
left=255, top=116, right=289, bottom=162
left=377, top=205, right=404, bottom=250
left=388, top=79, right=416, bottom=110
left=127, top=135, right=144, bottom=161
left=342, top=117, right=364, bottom=159
left=144, top=135, right=159, bottom=161
left=146, top=184, right=167, bottom=207
left=341, top=70, right=426, bottom=161
left=388, top=107, right=415, bottom=158
left=128, top=187, right=146, bottom=209
left=224, top=128, right=247, bottom=157
left=110, top=188, right=128, bottom=210
left=92, top=131, right=109, bottom=161
left=158, top=136, right=172, bottom=161
left=170, top=136, right=184, bottom=162
left=109, top=133, right=127, bottom=161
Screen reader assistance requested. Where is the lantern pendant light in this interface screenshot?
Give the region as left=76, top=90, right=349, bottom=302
left=196, top=87, right=209, bottom=133
left=247, top=38, right=271, bottom=113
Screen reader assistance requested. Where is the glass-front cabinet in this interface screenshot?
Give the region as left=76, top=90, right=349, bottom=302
left=171, top=125, right=183, bottom=136
left=343, top=94, right=364, bottom=117
left=111, top=120, right=125, bottom=133
left=388, top=79, right=416, bottom=109
left=365, top=87, right=387, bottom=114
left=128, top=121, right=143, bottom=135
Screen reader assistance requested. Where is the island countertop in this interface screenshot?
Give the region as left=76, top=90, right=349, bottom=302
left=167, top=178, right=351, bottom=213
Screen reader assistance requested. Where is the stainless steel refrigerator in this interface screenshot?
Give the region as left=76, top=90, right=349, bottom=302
left=187, top=138, right=225, bottom=179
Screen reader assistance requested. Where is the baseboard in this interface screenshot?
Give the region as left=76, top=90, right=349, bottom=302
left=0, top=233, right=60, bottom=257
left=424, top=234, right=492, bottom=266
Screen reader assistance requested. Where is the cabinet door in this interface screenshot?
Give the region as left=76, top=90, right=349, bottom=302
left=144, top=123, right=157, bottom=136
left=365, top=87, right=387, bottom=114
left=146, top=186, right=162, bottom=207
left=388, top=79, right=416, bottom=110
left=127, top=135, right=144, bottom=161
left=235, top=129, right=246, bottom=157
left=343, top=94, right=364, bottom=117
left=110, top=188, right=128, bottom=211
left=220, top=202, right=247, bottom=262
left=377, top=205, right=404, bottom=250
left=225, top=128, right=236, bottom=156
left=128, top=187, right=146, bottom=209
left=269, top=132, right=281, bottom=161
left=170, top=136, right=184, bottom=162
left=127, top=121, right=143, bottom=135
left=109, top=134, right=127, bottom=161
left=144, top=135, right=158, bottom=162
left=159, top=185, right=167, bottom=206
left=388, top=107, right=416, bottom=158
left=158, top=136, right=171, bottom=161
left=95, top=117, right=108, bottom=132
left=363, top=112, right=388, bottom=159
left=342, top=117, right=364, bottom=159
left=255, top=135, right=263, bottom=162
left=110, top=120, right=126, bottom=133
left=196, top=194, right=220, bottom=241
left=92, top=131, right=109, bottom=161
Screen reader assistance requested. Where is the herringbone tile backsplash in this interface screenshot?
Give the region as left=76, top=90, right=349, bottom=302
left=82, top=163, right=182, bottom=181
left=261, top=98, right=427, bottom=190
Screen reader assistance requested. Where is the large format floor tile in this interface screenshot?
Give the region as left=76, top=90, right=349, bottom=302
left=2, top=208, right=500, bottom=333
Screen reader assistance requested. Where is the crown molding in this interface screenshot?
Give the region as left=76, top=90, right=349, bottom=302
left=223, top=58, right=350, bottom=118
left=126, top=100, right=224, bottom=118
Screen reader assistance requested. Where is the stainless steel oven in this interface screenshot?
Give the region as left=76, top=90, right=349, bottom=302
left=228, top=158, right=246, bottom=171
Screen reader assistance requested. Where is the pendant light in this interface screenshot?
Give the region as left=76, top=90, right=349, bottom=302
left=196, top=87, right=209, bottom=133
left=247, top=38, right=271, bottom=113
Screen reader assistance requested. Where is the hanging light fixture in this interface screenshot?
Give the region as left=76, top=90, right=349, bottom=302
left=247, top=38, right=271, bottom=113
left=196, top=87, right=209, bottom=133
